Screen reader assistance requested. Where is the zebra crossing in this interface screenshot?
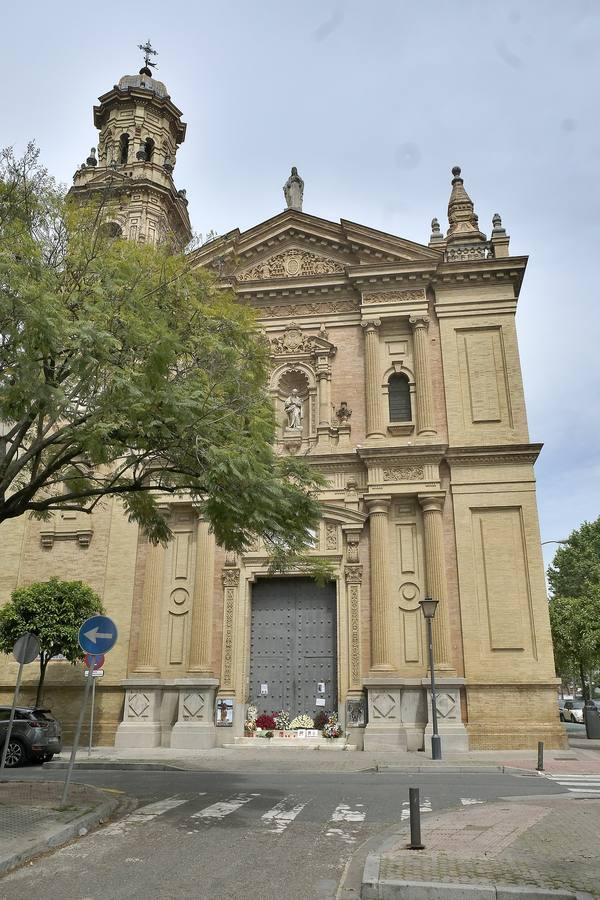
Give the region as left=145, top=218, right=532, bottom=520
left=100, top=790, right=437, bottom=843
left=545, top=773, right=600, bottom=794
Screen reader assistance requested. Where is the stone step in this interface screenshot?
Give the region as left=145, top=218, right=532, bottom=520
left=224, top=737, right=355, bottom=751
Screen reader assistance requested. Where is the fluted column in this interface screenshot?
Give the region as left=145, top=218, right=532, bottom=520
left=367, top=497, right=394, bottom=670
left=419, top=494, right=452, bottom=670
left=362, top=319, right=385, bottom=439
left=188, top=518, right=216, bottom=674
left=134, top=540, right=167, bottom=674
left=317, top=371, right=331, bottom=426
left=409, top=315, right=437, bottom=435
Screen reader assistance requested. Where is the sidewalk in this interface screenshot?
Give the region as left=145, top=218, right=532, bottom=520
left=362, top=795, right=600, bottom=899
left=42, top=741, right=600, bottom=774
left=0, top=781, right=123, bottom=874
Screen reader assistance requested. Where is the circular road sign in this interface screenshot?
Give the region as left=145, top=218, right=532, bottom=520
left=78, top=615, right=118, bottom=655
left=13, top=633, right=40, bottom=665
left=84, top=652, right=105, bottom=670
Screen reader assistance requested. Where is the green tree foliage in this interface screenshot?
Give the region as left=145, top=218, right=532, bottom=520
left=0, top=578, right=104, bottom=705
left=0, top=144, right=324, bottom=561
left=547, top=517, right=600, bottom=699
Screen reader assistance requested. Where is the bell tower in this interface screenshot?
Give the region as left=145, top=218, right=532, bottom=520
left=70, top=41, right=192, bottom=249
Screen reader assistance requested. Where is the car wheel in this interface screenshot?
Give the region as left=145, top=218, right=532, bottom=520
left=43, top=753, right=54, bottom=762
left=4, top=738, right=27, bottom=768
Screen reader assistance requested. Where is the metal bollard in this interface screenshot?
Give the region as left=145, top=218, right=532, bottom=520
left=537, top=740, right=544, bottom=772
left=406, top=787, right=425, bottom=850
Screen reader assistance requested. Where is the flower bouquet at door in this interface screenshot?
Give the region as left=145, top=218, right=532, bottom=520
left=244, top=704, right=258, bottom=735
left=274, top=710, right=290, bottom=730
left=289, top=714, right=314, bottom=729
left=322, top=713, right=342, bottom=739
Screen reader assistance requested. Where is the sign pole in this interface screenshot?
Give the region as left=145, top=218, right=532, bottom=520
left=0, top=662, right=25, bottom=770
left=61, top=667, right=94, bottom=807
left=88, top=674, right=96, bottom=758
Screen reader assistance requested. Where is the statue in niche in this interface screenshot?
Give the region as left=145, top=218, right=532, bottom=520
left=284, top=389, right=303, bottom=429
left=283, top=167, right=304, bottom=211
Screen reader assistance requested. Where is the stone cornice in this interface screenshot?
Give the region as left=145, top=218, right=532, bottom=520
left=356, top=443, right=448, bottom=466
left=433, top=255, right=528, bottom=296
left=445, top=443, right=543, bottom=466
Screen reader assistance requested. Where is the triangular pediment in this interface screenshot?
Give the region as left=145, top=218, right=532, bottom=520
left=189, top=209, right=440, bottom=281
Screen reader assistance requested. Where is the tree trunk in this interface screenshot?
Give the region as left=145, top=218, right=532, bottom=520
left=579, top=660, right=589, bottom=701
left=36, top=656, right=48, bottom=707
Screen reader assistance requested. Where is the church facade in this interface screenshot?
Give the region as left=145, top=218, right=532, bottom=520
left=0, top=63, right=566, bottom=752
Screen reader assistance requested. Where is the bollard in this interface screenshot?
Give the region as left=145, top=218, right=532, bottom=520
left=406, top=787, right=425, bottom=850
left=537, top=740, right=544, bottom=772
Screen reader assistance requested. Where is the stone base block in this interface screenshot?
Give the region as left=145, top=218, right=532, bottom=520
left=114, top=721, right=162, bottom=749
left=423, top=678, right=468, bottom=752
left=170, top=722, right=216, bottom=750
left=424, top=724, right=469, bottom=753
left=363, top=725, right=408, bottom=751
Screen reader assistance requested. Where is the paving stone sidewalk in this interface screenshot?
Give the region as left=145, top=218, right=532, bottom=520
left=43, top=741, right=600, bottom=774
left=0, top=780, right=121, bottom=874
left=364, top=795, right=600, bottom=899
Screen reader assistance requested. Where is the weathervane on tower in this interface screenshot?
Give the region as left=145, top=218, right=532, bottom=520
left=137, top=39, right=158, bottom=75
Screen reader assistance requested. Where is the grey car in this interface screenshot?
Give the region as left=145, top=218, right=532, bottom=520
left=0, top=706, right=63, bottom=767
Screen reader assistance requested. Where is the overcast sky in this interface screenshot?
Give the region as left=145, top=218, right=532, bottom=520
left=2, top=0, right=599, bottom=570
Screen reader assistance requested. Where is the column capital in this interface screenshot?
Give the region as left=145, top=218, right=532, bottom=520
left=344, top=564, right=363, bottom=584
left=361, top=318, right=381, bottom=333
left=366, top=496, right=392, bottom=516
left=222, top=568, right=240, bottom=587
left=418, top=492, right=445, bottom=514
left=409, top=314, right=430, bottom=330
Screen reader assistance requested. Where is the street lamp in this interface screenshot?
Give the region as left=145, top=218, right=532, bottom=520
left=419, top=597, right=442, bottom=761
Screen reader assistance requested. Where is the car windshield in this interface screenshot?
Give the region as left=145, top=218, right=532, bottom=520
left=571, top=701, right=585, bottom=709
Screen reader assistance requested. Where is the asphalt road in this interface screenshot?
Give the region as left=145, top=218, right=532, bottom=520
left=0, top=766, right=567, bottom=900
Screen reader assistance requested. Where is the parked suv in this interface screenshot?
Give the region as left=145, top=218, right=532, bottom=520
left=0, top=707, right=62, bottom=767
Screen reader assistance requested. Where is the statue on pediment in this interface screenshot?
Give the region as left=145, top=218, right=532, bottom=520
left=283, top=167, right=304, bottom=211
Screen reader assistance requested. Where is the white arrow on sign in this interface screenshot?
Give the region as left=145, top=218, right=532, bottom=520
left=84, top=627, right=114, bottom=644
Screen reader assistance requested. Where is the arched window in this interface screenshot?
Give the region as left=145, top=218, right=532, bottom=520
left=119, top=133, right=129, bottom=165
left=144, top=138, right=155, bottom=162
left=388, top=373, right=411, bottom=422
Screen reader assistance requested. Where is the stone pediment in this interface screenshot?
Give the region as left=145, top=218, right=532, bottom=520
left=268, top=323, right=336, bottom=357
left=238, top=247, right=345, bottom=282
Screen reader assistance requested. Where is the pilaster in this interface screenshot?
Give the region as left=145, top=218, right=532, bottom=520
left=362, top=319, right=385, bottom=439
left=366, top=497, right=393, bottom=671
left=188, top=517, right=215, bottom=675
left=418, top=493, right=453, bottom=672
left=409, top=315, right=436, bottom=435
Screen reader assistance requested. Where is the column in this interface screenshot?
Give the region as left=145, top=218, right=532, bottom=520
left=367, top=497, right=393, bottom=670
left=418, top=494, right=452, bottom=670
left=317, top=371, right=331, bottom=426
left=362, top=319, right=385, bottom=439
left=188, top=518, right=215, bottom=674
left=409, top=315, right=437, bottom=435
left=134, top=540, right=166, bottom=674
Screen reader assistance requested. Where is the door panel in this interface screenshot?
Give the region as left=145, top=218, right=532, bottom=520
left=250, top=578, right=337, bottom=719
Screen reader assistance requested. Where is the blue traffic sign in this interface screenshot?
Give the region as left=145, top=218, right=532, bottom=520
left=78, top=615, right=118, bottom=654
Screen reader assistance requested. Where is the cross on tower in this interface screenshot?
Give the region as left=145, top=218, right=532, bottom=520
left=138, top=39, right=158, bottom=71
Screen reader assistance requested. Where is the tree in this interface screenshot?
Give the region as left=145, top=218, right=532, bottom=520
left=0, top=578, right=104, bottom=705
left=548, top=517, right=600, bottom=699
left=0, top=144, right=323, bottom=561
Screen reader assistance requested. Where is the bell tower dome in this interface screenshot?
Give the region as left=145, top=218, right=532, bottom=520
left=70, top=41, right=192, bottom=250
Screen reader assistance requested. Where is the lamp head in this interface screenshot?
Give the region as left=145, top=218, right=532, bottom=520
left=419, top=597, right=439, bottom=619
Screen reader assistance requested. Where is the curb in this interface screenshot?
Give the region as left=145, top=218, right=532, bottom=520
left=43, top=760, right=186, bottom=772
left=0, top=793, right=121, bottom=875
left=361, top=854, right=595, bottom=900
left=375, top=765, right=539, bottom=777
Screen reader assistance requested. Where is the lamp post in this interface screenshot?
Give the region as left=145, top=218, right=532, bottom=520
left=419, top=597, right=441, bottom=760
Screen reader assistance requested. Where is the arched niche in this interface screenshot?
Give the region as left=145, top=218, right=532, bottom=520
left=270, top=362, right=317, bottom=440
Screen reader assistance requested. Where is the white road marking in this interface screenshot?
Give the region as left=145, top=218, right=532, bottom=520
left=460, top=798, right=484, bottom=805
left=400, top=797, right=432, bottom=820
left=545, top=774, right=600, bottom=794
left=102, top=795, right=198, bottom=835
left=190, top=792, right=260, bottom=820
left=261, top=797, right=309, bottom=833
left=326, top=803, right=366, bottom=843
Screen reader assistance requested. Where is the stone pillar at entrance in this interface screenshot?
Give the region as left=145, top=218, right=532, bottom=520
left=409, top=315, right=437, bottom=435
left=362, top=320, right=385, bottom=439
left=134, top=540, right=166, bottom=675
left=171, top=516, right=218, bottom=750
left=418, top=493, right=453, bottom=670
left=367, top=497, right=394, bottom=671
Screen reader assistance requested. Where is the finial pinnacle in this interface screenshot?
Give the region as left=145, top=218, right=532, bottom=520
left=138, top=39, right=158, bottom=74
left=452, top=165, right=462, bottom=179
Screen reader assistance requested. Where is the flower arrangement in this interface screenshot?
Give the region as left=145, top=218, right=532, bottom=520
left=274, top=710, right=290, bottom=730
left=244, top=704, right=258, bottom=734
left=255, top=713, right=277, bottom=730
left=289, top=714, right=314, bottom=729
left=313, top=710, right=329, bottom=730
left=322, top=713, right=342, bottom=739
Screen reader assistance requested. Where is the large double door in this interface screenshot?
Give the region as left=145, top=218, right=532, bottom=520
left=249, top=578, right=337, bottom=718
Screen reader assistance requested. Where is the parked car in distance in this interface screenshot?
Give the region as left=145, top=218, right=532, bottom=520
left=0, top=707, right=62, bottom=767
left=562, top=699, right=585, bottom=724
